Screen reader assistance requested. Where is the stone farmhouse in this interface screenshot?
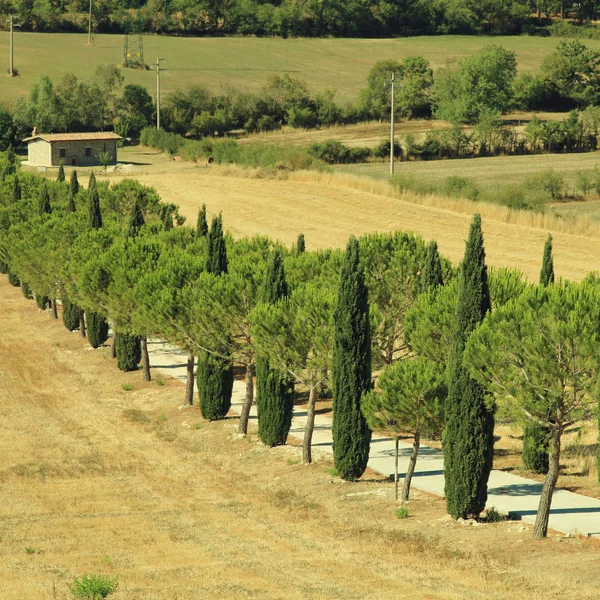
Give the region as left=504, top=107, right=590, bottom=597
left=23, top=132, right=122, bottom=168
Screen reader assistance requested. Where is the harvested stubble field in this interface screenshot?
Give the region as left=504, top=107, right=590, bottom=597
left=2, top=279, right=600, bottom=599
left=1, top=32, right=599, bottom=106
left=99, top=147, right=600, bottom=282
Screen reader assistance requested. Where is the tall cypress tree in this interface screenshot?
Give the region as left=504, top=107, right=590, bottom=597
left=205, top=214, right=227, bottom=274
left=332, top=236, right=372, bottom=481
left=296, top=233, right=305, bottom=255
left=422, top=240, right=444, bottom=290
left=88, top=171, right=96, bottom=190
left=88, top=187, right=102, bottom=229
left=522, top=234, right=554, bottom=474
left=198, top=213, right=233, bottom=420
left=443, top=214, right=494, bottom=519
left=116, top=332, right=142, bottom=371
left=38, top=181, right=51, bottom=215
left=21, top=281, right=33, bottom=299
left=7, top=268, right=20, bottom=287
left=70, top=170, right=79, bottom=197
left=35, top=294, right=49, bottom=310
left=257, top=248, right=295, bottom=446
left=127, top=198, right=145, bottom=238
left=62, top=296, right=80, bottom=331
left=57, top=162, right=65, bottom=182
left=12, top=174, right=21, bottom=204
left=87, top=312, right=109, bottom=348
left=67, top=187, right=76, bottom=213
left=196, top=204, right=208, bottom=237
left=162, top=206, right=173, bottom=231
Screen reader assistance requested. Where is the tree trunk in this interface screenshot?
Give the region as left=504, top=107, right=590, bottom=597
left=111, top=331, right=117, bottom=359
left=79, top=309, right=86, bottom=338
left=238, top=363, right=254, bottom=435
left=184, top=350, right=194, bottom=406
left=533, top=429, right=561, bottom=539
left=394, top=435, right=399, bottom=501
left=401, top=432, right=420, bottom=503
left=51, top=298, right=58, bottom=319
left=303, top=385, right=317, bottom=464
left=141, top=336, right=151, bottom=382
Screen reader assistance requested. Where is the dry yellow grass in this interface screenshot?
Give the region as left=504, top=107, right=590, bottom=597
left=93, top=148, right=600, bottom=282
left=3, top=281, right=600, bottom=599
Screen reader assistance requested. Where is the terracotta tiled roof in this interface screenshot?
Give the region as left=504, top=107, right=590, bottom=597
left=23, top=132, right=122, bottom=143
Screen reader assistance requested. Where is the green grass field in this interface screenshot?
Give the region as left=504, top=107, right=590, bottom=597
left=1, top=32, right=599, bottom=106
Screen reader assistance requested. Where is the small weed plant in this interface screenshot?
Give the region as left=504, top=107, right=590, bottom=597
left=121, top=383, right=134, bottom=391
left=69, top=574, right=118, bottom=599
left=395, top=506, right=409, bottom=519
left=484, top=507, right=504, bottom=523
left=155, top=374, right=165, bottom=386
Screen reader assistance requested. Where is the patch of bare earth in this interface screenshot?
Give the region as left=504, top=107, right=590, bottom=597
left=1, top=281, right=600, bottom=599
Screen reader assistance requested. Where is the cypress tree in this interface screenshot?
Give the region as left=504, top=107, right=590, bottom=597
left=443, top=214, right=494, bottom=519
left=423, top=240, right=444, bottom=290
left=38, top=181, right=51, bottom=216
left=196, top=203, right=208, bottom=237
left=522, top=233, right=554, bottom=474
left=205, top=214, right=228, bottom=274
left=7, top=269, right=20, bottom=287
left=162, top=207, right=173, bottom=231
left=127, top=198, right=145, bottom=238
left=12, top=174, right=21, bottom=203
left=296, top=233, right=305, bottom=255
left=70, top=170, right=79, bottom=197
left=87, top=312, right=109, bottom=348
left=0, top=259, right=7, bottom=274
left=116, top=332, right=142, bottom=372
left=57, top=162, right=65, bottom=182
left=257, top=248, right=295, bottom=447
left=67, top=187, right=76, bottom=213
left=88, top=187, right=103, bottom=229
left=62, top=296, right=80, bottom=331
left=21, top=281, right=33, bottom=299
left=35, top=294, right=49, bottom=310
left=197, top=351, right=234, bottom=420
left=198, top=213, right=233, bottom=419
left=88, top=171, right=96, bottom=190
left=332, top=236, right=372, bottom=481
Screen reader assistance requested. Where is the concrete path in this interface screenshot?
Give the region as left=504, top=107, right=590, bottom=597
left=148, top=340, right=600, bottom=538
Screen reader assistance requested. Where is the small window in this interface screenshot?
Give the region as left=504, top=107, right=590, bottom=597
left=59, top=148, right=66, bottom=158
left=85, top=147, right=92, bottom=157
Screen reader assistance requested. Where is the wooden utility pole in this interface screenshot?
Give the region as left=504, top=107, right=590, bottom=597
left=87, top=0, right=93, bottom=45
left=7, top=16, right=19, bottom=77
left=153, top=58, right=166, bottom=129
left=386, top=72, right=401, bottom=176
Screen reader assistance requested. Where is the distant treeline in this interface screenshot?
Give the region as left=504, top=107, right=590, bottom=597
left=3, top=1, right=600, bottom=37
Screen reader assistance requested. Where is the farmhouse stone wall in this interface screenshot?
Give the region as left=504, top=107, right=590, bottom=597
left=27, top=139, right=51, bottom=167
left=28, top=139, right=118, bottom=167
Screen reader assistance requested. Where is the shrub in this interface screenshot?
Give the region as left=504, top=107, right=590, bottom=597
left=69, top=574, right=118, bottom=599
left=524, top=169, right=565, bottom=200
left=35, top=294, right=49, bottom=310
left=7, top=269, right=20, bottom=287
left=444, top=176, right=479, bottom=201
left=62, top=297, right=80, bottom=331
left=372, top=138, right=403, bottom=160
left=484, top=507, right=505, bottom=523
left=87, top=312, right=109, bottom=348
left=395, top=506, right=409, bottom=519
left=21, top=281, right=33, bottom=299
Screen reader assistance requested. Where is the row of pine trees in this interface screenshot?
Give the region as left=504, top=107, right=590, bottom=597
left=1, top=149, right=598, bottom=541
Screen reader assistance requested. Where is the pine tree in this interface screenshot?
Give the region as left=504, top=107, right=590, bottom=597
left=296, top=233, right=305, bottom=255
left=57, top=162, right=65, bottom=182
left=87, top=312, right=109, bottom=348
left=116, top=332, right=142, bottom=371
left=205, top=214, right=228, bottom=274
left=12, top=174, right=20, bottom=203
left=443, top=214, right=494, bottom=519
left=197, top=351, right=234, bottom=420
left=197, top=213, right=232, bottom=419
left=62, top=296, right=80, bottom=331
left=88, top=187, right=103, bottom=229
left=127, top=199, right=145, bottom=238
left=70, top=170, right=79, bottom=197
left=196, top=204, right=208, bottom=237
left=257, top=248, right=295, bottom=447
left=522, top=233, right=554, bottom=474
left=38, top=181, right=51, bottom=216
left=332, top=236, right=372, bottom=481
left=422, top=240, right=444, bottom=290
